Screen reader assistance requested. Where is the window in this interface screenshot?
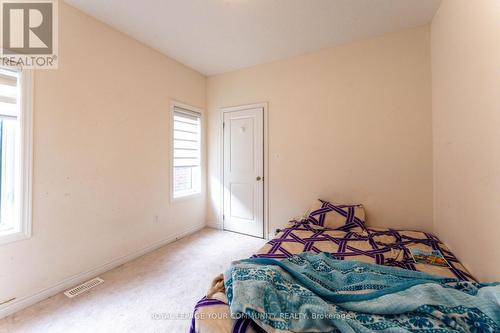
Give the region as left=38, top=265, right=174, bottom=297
left=172, top=103, right=201, bottom=199
left=0, top=65, right=33, bottom=245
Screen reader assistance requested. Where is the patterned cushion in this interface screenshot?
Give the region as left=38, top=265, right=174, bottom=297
left=307, top=199, right=366, bottom=231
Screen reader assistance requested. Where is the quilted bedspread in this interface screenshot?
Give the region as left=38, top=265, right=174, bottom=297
left=190, top=222, right=475, bottom=333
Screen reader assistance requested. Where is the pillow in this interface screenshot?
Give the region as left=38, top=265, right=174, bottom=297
left=307, top=199, right=366, bottom=231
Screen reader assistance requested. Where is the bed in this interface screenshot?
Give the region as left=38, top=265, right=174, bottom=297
left=190, top=200, right=477, bottom=333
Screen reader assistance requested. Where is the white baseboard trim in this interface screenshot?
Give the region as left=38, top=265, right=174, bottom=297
left=0, top=223, right=205, bottom=319
left=207, top=220, right=223, bottom=230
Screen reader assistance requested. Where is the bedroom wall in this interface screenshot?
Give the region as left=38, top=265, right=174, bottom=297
left=0, top=3, right=206, bottom=312
left=431, top=0, right=500, bottom=281
left=207, top=26, right=433, bottom=234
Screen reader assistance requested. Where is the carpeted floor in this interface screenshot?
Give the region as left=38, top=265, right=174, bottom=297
left=0, top=228, right=266, bottom=333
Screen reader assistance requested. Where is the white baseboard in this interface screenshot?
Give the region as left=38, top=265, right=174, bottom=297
left=207, top=219, right=223, bottom=230
left=0, top=223, right=205, bottom=319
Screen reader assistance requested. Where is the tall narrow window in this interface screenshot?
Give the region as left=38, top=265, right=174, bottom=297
left=172, top=104, right=201, bottom=199
left=0, top=65, right=32, bottom=245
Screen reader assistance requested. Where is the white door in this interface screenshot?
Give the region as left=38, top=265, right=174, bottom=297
left=223, top=107, right=264, bottom=238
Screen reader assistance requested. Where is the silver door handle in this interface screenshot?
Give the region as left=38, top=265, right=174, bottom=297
left=256, top=176, right=262, bottom=181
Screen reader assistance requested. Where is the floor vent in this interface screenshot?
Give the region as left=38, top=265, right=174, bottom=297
left=64, top=277, right=104, bottom=298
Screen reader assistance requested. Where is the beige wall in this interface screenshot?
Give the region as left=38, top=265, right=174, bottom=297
left=6, top=0, right=498, bottom=313
left=0, top=3, right=206, bottom=307
left=431, top=0, right=500, bottom=281
left=207, top=26, right=433, bottom=234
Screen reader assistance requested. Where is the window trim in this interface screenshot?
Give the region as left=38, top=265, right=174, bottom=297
left=0, top=67, right=33, bottom=246
left=170, top=100, right=203, bottom=202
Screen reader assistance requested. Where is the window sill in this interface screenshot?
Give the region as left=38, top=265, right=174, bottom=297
left=171, top=192, right=202, bottom=203
left=0, top=229, right=31, bottom=246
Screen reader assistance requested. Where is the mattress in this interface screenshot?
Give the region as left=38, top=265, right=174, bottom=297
left=190, top=222, right=474, bottom=333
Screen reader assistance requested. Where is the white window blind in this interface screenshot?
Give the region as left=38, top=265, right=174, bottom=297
left=0, top=66, right=20, bottom=234
left=172, top=106, right=201, bottom=198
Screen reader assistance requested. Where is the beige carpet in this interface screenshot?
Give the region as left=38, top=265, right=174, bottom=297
left=0, top=228, right=267, bottom=333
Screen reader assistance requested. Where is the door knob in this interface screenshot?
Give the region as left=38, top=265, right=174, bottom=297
left=256, top=176, right=262, bottom=181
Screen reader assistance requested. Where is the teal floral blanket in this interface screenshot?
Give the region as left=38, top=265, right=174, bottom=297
left=224, top=252, right=500, bottom=333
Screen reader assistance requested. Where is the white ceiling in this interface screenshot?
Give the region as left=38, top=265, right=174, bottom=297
left=65, top=0, right=441, bottom=75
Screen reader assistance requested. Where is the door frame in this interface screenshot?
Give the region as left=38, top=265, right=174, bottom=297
left=221, top=102, right=269, bottom=239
